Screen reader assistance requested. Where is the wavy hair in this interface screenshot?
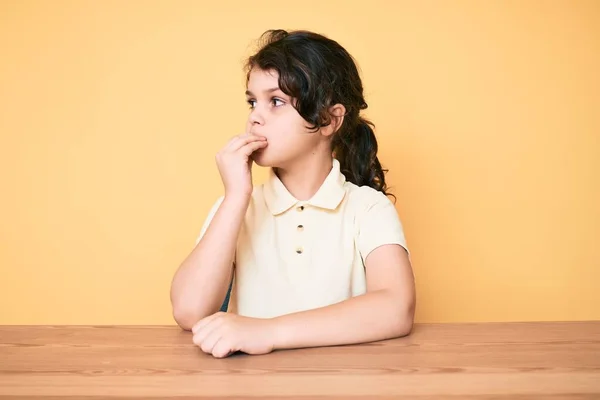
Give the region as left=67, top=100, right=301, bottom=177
left=245, top=29, right=393, bottom=198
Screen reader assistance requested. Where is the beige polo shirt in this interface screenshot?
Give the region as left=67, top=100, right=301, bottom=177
left=196, top=158, right=408, bottom=319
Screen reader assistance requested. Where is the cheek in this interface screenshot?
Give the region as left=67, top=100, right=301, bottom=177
left=263, top=112, right=313, bottom=149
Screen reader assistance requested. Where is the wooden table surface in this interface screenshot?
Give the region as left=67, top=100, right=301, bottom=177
left=1, top=321, right=599, bottom=399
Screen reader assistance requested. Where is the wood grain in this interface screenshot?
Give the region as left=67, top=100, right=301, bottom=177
left=0, top=322, right=599, bottom=399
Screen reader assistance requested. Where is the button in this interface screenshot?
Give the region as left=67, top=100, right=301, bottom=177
left=296, top=205, right=304, bottom=212
left=297, top=224, right=304, bottom=231
left=296, top=247, right=303, bottom=254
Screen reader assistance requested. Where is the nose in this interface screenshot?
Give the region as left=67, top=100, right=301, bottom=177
left=248, top=107, right=265, bottom=127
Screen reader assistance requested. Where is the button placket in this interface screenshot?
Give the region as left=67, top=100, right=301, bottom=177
left=295, top=203, right=306, bottom=255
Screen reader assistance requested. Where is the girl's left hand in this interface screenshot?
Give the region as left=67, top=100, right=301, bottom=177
left=192, top=312, right=277, bottom=358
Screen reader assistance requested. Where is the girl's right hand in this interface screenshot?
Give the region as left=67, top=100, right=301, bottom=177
left=215, top=133, right=268, bottom=199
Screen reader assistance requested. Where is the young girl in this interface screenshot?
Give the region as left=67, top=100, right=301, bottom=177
left=170, top=29, right=415, bottom=358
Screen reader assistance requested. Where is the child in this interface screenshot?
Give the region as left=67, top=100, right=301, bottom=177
left=170, top=29, right=415, bottom=358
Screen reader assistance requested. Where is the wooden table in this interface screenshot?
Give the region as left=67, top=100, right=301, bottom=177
left=1, top=321, right=599, bottom=399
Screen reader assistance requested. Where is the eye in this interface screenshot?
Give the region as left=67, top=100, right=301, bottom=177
left=246, top=99, right=256, bottom=109
left=272, top=98, right=285, bottom=107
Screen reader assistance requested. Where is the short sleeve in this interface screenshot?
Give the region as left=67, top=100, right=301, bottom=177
left=194, top=196, right=225, bottom=246
left=356, top=190, right=409, bottom=261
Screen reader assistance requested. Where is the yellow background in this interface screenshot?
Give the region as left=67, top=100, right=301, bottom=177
left=1, top=0, right=598, bottom=325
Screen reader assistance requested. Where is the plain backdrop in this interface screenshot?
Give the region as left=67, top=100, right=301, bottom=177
left=1, top=0, right=598, bottom=324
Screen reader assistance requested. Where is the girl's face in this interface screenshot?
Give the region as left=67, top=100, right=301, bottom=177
left=245, top=68, right=324, bottom=168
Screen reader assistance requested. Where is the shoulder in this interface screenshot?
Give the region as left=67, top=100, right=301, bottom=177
left=344, top=184, right=408, bottom=257
left=343, top=181, right=396, bottom=214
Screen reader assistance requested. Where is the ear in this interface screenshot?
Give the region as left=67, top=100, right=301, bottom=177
left=321, top=104, right=346, bottom=137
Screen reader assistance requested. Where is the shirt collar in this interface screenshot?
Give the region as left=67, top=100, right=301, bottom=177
left=263, top=158, right=347, bottom=215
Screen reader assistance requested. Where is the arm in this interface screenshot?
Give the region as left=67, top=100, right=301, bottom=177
left=171, top=132, right=267, bottom=331
left=271, top=244, right=415, bottom=349
left=170, top=195, right=248, bottom=330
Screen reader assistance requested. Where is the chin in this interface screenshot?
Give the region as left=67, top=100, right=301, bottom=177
left=251, top=150, right=274, bottom=168
left=251, top=148, right=293, bottom=169
left=253, top=159, right=271, bottom=167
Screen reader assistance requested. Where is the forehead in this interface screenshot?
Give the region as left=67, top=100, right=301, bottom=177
left=247, top=68, right=280, bottom=92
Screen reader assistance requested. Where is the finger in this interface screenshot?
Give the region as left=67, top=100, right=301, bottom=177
left=223, top=134, right=246, bottom=152
left=239, top=139, right=268, bottom=156
left=230, top=134, right=267, bottom=152
left=212, top=336, right=234, bottom=359
left=199, top=325, right=224, bottom=354
left=193, top=317, right=226, bottom=350
left=192, top=311, right=225, bottom=334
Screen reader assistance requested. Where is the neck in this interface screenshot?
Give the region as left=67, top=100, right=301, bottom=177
left=274, top=152, right=334, bottom=201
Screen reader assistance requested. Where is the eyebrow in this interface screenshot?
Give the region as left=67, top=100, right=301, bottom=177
left=245, top=87, right=281, bottom=96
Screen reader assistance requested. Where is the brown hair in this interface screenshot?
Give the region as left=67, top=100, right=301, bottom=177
left=245, top=29, right=393, bottom=198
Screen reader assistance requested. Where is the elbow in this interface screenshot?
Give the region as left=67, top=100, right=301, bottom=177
left=393, top=314, right=414, bottom=338
left=170, top=289, right=210, bottom=331
left=172, top=307, right=196, bottom=331
left=171, top=301, right=207, bottom=331
left=171, top=294, right=223, bottom=331
left=171, top=298, right=219, bottom=331
left=389, top=297, right=415, bottom=338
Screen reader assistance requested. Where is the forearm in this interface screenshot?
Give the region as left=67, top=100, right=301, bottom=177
left=271, top=289, right=414, bottom=350
left=171, top=196, right=248, bottom=329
